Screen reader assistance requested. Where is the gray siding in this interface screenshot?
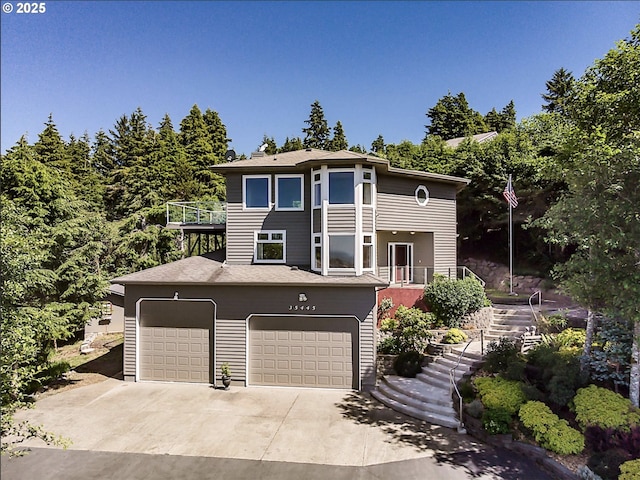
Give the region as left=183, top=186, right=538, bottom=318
left=122, top=284, right=377, bottom=389
left=362, top=207, right=374, bottom=232
left=226, top=173, right=311, bottom=265
left=376, top=174, right=458, bottom=273
left=327, top=207, right=356, bottom=232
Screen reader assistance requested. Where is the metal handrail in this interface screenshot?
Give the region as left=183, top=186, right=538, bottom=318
left=457, top=266, right=487, bottom=288
left=528, top=290, right=542, bottom=323
left=166, top=201, right=226, bottom=225
left=450, top=339, right=475, bottom=434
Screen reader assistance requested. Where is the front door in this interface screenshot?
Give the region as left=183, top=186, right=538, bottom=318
left=388, top=243, right=413, bottom=283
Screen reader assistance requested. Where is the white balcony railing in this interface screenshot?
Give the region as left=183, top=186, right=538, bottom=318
left=378, top=265, right=486, bottom=287
left=166, top=201, right=226, bottom=226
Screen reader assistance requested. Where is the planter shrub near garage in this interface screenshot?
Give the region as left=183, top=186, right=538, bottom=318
left=423, top=274, right=489, bottom=328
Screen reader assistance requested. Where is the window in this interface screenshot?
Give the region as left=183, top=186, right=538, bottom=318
left=363, top=235, right=373, bottom=270
left=244, top=175, right=270, bottom=209
left=254, top=231, right=285, bottom=263
left=329, top=171, right=354, bottom=204
left=313, top=172, right=321, bottom=208
left=415, top=185, right=430, bottom=206
left=362, top=171, right=372, bottom=205
left=276, top=175, right=303, bottom=211
left=313, top=235, right=322, bottom=270
left=329, top=235, right=355, bottom=269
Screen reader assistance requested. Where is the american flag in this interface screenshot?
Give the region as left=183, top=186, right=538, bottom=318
left=503, top=176, right=518, bottom=208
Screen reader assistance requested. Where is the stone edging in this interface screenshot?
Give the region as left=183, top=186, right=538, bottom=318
left=464, top=415, right=578, bottom=480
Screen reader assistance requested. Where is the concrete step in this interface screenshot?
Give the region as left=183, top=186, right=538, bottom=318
left=371, top=389, right=460, bottom=429
left=441, top=352, right=484, bottom=369
left=427, top=359, right=471, bottom=378
left=491, top=324, right=530, bottom=332
left=492, top=318, right=533, bottom=326
left=378, top=378, right=455, bottom=415
left=415, top=369, right=464, bottom=390
left=450, top=347, right=484, bottom=362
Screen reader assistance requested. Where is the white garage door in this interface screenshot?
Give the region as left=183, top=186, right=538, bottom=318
left=139, top=300, right=214, bottom=383
left=249, top=316, right=357, bottom=389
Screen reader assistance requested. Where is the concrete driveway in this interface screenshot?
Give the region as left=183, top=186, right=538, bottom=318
left=3, top=379, right=553, bottom=479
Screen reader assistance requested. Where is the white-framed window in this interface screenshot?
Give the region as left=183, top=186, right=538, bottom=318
left=329, top=170, right=355, bottom=205
left=415, top=185, right=430, bottom=206
left=254, top=230, right=286, bottom=263
left=243, top=175, right=271, bottom=209
left=312, top=234, right=322, bottom=271
left=329, top=234, right=355, bottom=269
left=362, top=234, right=373, bottom=270
left=275, top=174, right=304, bottom=211
left=312, top=172, right=321, bottom=208
left=362, top=169, right=373, bottom=205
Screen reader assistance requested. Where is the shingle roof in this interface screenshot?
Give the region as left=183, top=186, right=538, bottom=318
left=445, top=131, right=498, bottom=148
left=211, top=148, right=469, bottom=188
left=111, top=252, right=388, bottom=287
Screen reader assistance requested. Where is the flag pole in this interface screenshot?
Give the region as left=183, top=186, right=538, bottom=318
left=508, top=174, right=514, bottom=295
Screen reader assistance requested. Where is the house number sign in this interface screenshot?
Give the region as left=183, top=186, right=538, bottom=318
left=288, top=293, right=316, bottom=311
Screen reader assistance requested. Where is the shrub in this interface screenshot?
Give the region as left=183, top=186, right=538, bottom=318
left=589, top=318, right=633, bottom=391
left=588, top=448, right=631, bottom=480
left=555, top=328, right=586, bottom=350
left=379, top=317, right=398, bottom=332
left=572, top=385, right=640, bottom=431
left=619, top=459, right=640, bottom=480
left=393, top=305, right=435, bottom=353
left=465, top=399, right=484, bottom=419
left=519, top=401, right=584, bottom=455
left=423, top=274, right=487, bottom=328
left=483, top=337, right=520, bottom=375
left=377, top=336, right=401, bottom=354
left=585, top=425, right=640, bottom=458
left=474, top=376, right=526, bottom=415
left=442, top=328, right=468, bottom=345
left=378, top=297, right=394, bottom=320
left=457, top=378, right=475, bottom=403
left=482, top=408, right=512, bottom=435
left=393, top=351, right=423, bottom=378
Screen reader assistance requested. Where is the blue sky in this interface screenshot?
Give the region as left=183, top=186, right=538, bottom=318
left=1, top=1, right=637, bottom=156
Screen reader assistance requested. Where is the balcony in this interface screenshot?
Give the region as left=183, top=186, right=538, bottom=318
left=166, top=201, right=226, bottom=230
left=378, top=265, right=486, bottom=287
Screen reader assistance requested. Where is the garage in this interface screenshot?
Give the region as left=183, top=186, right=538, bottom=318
left=249, top=316, right=359, bottom=389
left=138, top=299, right=215, bottom=383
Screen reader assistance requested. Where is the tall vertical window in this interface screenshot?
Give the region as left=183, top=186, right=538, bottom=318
left=254, top=231, right=286, bottom=263
left=243, top=175, right=270, bottom=209
left=275, top=175, right=303, bottom=211
left=313, top=172, right=321, bottom=207
left=329, top=235, right=355, bottom=269
left=362, top=170, right=373, bottom=205
left=362, top=235, right=373, bottom=270
left=329, top=171, right=354, bottom=204
left=313, top=235, right=322, bottom=271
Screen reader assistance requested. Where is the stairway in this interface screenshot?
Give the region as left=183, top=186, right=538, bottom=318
left=371, top=305, right=537, bottom=430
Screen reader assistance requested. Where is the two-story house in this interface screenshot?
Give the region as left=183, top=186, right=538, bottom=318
left=112, top=148, right=469, bottom=391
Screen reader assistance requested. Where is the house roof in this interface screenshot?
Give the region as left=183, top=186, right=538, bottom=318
left=211, top=148, right=469, bottom=190
left=445, top=131, right=498, bottom=148
left=111, top=252, right=388, bottom=287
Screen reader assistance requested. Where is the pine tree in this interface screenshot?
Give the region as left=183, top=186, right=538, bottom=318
left=329, top=121, right=348, bottom=151
left=279, top=137, right=304, bottom=153
left=34, top=114, right=69, bottom=172
left=302, top=100, right=330, bottom=149
left=542, top=68, right=575, bottom=115
left=424, top=92, right=488, bottom=140
left=371, top=135, right=385, bottom=155
left=259, top=135, right=277, bottom=155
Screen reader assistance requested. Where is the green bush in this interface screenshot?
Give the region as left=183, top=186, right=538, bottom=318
left=379, top=317, right=398, bottom=332
left=377, top=336, right=401, bottom=354
left=555, top=328, right=586, bottom=350
left=474, top=376, right=526, bottom=415
left=423, top=274, right=487, bottom=328
left=484, top=337, right=520, bottom=375
left=482, top=408, right=512, bottom=435
left=572, top=385, right=640, bottom=431
left=457, top=378, right=475, bottom=403
left=441, top=328, right=468, bottom=344
left=619, top=459, right=640, bottom=480
left=394, top=305, right=435, bottom=353
left=519, top=401, right=584, bottom=455
left=465, top=398, right=484, bottom=419
left=588, top=448, right=631, bottom=480
left=393, top=351, right=423, bottom=378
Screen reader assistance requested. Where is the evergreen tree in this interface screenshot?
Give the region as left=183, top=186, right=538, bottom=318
left=302, top=100, right=330, bottom=149
left=348, top=144, right=366, bottom=154
left=541, top=67, right=575, bottom=115
left=68, top=132, right=105, bottom=211
left=259, top=135, right=277, bottom=155
left=329, top=121, right=348, bottom=151
left=485, top=101, right=517, bottom=132
left=424, top=92, right=488, bottom=140
left=203, top=108, right=230, bottom=164
left=278, top=136, right=304, bottom=153
left=371, top=135, right=385, bottom=155
left=34, top=114, right=69, bottom=172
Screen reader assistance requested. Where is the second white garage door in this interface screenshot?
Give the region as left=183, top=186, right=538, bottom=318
left=249, top=316, right=358, bottom=389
